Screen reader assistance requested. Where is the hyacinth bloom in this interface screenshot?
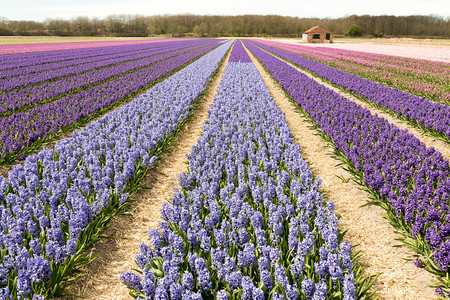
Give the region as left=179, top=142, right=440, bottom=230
left=0, top=40, right=221, bottom=163
left=0, top=40, right=232, bottom=298
left=244, top=40, right=450, bottom=293
left=122, top=41, right=357, bottom=299
left=255, top=39, right=450, bottom=104
left=250, top=40, right=450, bottom=144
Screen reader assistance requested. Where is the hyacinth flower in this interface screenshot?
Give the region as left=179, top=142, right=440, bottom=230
left=122, top=40, right=376, bottom=300
left=0, top=40, right=221, bottom=166
left=250, top=40, right=450, bottom=145
left=243, top=40, right=450, bottom=297
left=0, top=40, right=232, bottom=299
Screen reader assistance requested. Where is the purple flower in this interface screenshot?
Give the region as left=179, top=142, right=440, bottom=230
left=217, top=290, right=229, bottom=300
left=155, top=285, right=169, bottom=300
left=182, top=271, right=194, bottom=291
left=170, top=283, right=182, bottom=300
left=274, top=264, right=289, bottom=289
left=343, top=274, right=356, bottom=300
left=226, top=271, right=242, bottom=291
left=259, top=269, right=273, bottom=290
left=312, top=280, right=328, bottom=300
left=120, top=270, right=143, bottom=292
left=252, top=287, right=265, bottom=300
left=414, top=258, right=424, bottom=268
left=27, top=256, right=51, bottom=283
left=238, top=243, right=256, bottom=268
left=302, top=278, right=315, bottom=298
left=17, top=269, right=32, bottom=297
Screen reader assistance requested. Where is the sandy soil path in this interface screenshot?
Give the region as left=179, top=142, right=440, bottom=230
left=58, top=49, right=231, bottom=300
left=244, top=44, right=437, bottom=299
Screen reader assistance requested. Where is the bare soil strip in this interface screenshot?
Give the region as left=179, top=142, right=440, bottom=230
left=58, top=50, right=231, bottom=300
left=244, top=45, right=437, bottom=299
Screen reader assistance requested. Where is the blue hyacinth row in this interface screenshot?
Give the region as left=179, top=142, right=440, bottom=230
left=250, top=40, right=450, bottom=143
left=243, top=40, right=450, bottom=297
left=121, top=41, right=357, bottom=300
left=0, top=40, right=232, bottom=299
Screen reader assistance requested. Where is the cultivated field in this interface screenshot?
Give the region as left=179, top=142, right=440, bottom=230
left=267, top=37, right=450, bottom=62
left=0, top=36, right=153, bottom=45
left=0, top=37, right=448, bottom=299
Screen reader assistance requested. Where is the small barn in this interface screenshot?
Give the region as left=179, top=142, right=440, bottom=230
left=302, top=26, right=333, bottom=43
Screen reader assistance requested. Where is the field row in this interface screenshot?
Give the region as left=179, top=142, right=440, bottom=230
left=257, top=40, right=450, bottom=104
left=0, top=40, right=232, bottom=299
left=120, top=40, right=369, bottom=300
left=0, top=40, right=221, bottom=165
left=0, top=39, right=448, bottom=299
left=0, top=39, right=172, bottom=55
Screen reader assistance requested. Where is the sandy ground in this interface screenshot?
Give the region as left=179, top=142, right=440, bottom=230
left=264, top=38, right=450, bottom=63
left=244, top=45, right=437, bottom=299
left=58, top=47, right=231, bottom=300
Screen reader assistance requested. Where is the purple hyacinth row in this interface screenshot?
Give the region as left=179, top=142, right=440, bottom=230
left=227, top=40, right=252, bottom=62
left=0, top=39, right=171, bottom=56
left=0, top=40, right=179, bottom=79
left=0, top=40, right=232, bottom=299
left=0, top=40, right=169, bottom=70
left=121, top=41, right=356, bottom=300
left=250, top=40, right=450, bottom=141
left=244, top=41, right=450, bottom=290
left=0, top=41, right=210, bottom=115
left=0, top=41, right=221, bottom=162
left=0, top=40, right=210, bottom=103
left=255, top=40, right=449, bottom=104
left=0, top=40, right=206, bottom=91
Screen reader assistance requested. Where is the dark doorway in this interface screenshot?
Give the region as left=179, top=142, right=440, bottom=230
left=326, top=33, right=330, bottom=40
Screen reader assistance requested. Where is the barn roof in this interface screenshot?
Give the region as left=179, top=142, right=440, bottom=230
left=304, top=25, right=330, bottom=34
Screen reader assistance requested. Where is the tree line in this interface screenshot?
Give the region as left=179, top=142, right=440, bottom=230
left=0, top=14, right=448, bottom=38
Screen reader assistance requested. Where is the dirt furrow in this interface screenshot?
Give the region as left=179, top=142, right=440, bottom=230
left=59, top=49, right=231, bottom=300
left=244, top=45, right=437, bottom=299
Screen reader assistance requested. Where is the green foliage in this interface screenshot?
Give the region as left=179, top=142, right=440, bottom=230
left=346, top=24, right=363, bottom=37
left=0, top=26, right=14, bottom=36
left=372, top=32, right=383, bottom=38
left=261, top=25, right=267, bottom=35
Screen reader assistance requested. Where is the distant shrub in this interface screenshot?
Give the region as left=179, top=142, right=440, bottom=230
left=346, top=24, right=363, bottom=37
left=373, top=32, right=384, bottom=38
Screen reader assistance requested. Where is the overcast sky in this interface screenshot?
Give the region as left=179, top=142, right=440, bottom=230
left=1, top=0, right=449, bottom=21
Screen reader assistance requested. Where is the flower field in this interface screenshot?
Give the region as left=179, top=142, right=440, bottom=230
left=0, top=39, right=175, bottom=55
left=0, top=39, right=221, bottom=164
left=255, top=40, right=450, bottom=104
left=250, top=41, right=450, bottom=145
left=0, top=38, right=448, bottom=299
